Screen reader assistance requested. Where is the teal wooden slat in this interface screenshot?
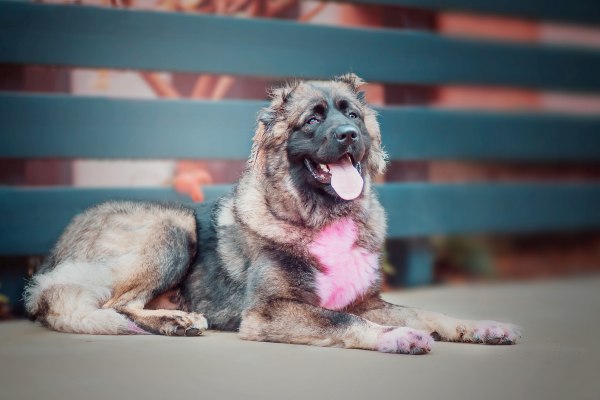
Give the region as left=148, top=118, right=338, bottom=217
left=1, top=184, right=599, bottom=255
left=379, top=183, right=600, bottom=237
left=335, top=0, right=600, bottom=26
left=0, top=93, right=260, bottom=159
left=377, top=107, right=600, bottom=161
left=1, top=2, right=600, bottom=92
left=2, top=93, right=600, bottom=161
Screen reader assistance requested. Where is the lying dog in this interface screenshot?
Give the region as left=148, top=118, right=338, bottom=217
left=25, top=74, right=520, bottom=354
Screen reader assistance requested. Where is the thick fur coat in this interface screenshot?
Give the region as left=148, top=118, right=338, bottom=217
left=25, top=75, right=520, bottom=354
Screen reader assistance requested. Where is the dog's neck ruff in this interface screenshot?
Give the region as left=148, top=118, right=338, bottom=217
left=309, top=218, right=379, bottom=310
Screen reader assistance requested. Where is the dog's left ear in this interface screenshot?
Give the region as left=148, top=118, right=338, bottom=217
left=335, top=73, right=366, bottom=103
left=269, top=81, right=300, bottom=109
left=259, top=80, right=300, bottom=129
left=257, top=108, right=276, bottom=131
left=250, top=81, right=301, bottom=167
left=335, top=73, right=364, bottom=91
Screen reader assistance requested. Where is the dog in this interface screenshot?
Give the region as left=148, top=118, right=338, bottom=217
left=24, top=74, right=521, bottom=354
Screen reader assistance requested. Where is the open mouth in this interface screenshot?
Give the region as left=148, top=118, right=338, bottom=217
left=304, top=154, right=364, bottom=200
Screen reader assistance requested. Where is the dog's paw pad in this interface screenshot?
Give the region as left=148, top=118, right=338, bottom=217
left=174, top=326, right=187, bottom=336
left=376, top=327, right=433, bottom=355
left=472, top=321, right=521, bottom=345
left=183, top=313, right=208, bottom=336
left=185, top=327, right=201, bottom=336
left=189, top=313, right=209, bottom=334
left=163, top=312, right=208, bottom=336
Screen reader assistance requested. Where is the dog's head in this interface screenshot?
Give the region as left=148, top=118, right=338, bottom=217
left=251, top=74, right=387, bottom=202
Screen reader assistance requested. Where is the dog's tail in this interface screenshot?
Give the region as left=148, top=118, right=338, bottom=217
left=24, top=263, right=143, bottom=335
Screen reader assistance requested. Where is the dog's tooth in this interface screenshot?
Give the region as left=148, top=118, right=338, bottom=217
left=319, top=163, right=327, bottom=171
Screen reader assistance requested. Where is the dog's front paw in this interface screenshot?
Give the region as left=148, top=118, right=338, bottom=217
left=470, top=320, right=521, bottom=345
left=376, top=327, right=433, bottom=355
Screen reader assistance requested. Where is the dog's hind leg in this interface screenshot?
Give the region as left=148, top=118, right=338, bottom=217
left=115, top=305, right=207, bottom=336
left=98, top=225, right=208, bottom=336
left=25, top=202, right=206, bottom=336
left=26, top=278, right=207, bottom=335
left=25, top=277, right=135, bottom=335
left=105, top=291, right=207, bottom=336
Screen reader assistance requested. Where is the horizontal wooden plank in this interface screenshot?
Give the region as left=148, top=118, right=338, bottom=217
left=1, top=3, right=600, bottom=92
left=2, top=93, right=600, bottom=161
left=336, top=0, right=600, bottom=26
left=1, top=184, right=599, bottom=255
left=0, top=94, right=259, bottom=159
left=379, top=183, right=600, bottom=237
left=377, top=107, right=600, bottom=161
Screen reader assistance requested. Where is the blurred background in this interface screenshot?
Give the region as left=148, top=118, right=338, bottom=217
left=1, top=0, right=599, bottom=319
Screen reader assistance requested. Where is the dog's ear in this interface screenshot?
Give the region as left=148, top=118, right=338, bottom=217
left=336, top=73, right=367, bottom=104
left=259, top=80, right=300, bottom=129
left=257, top=108, right=276, bottom=130
left=335, top=73, right=365, bottom=91
left=269, top=80, right=300, bottom=109
left=268, top=81, right=298, bottom=105
left=251, top=81, right=300, bottom=167
left=363, top=109, right=388, bottom=176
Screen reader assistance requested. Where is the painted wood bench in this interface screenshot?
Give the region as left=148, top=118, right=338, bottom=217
left=1, top=0, right=599, bottom=286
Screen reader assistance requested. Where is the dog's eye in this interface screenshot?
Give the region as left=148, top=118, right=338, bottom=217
left=306, top=117, right=319, bottom=125
left=348, top=112, right=358, bottom=119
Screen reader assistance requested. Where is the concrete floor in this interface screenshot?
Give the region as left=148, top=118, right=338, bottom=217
left=1, top=276, right=598, bottom=400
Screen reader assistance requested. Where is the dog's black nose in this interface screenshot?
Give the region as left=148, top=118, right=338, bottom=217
left=334, top=125, right=359, bottom=145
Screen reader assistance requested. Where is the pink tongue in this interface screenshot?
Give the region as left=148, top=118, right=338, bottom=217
left=328, top=156, right=364, bottom=200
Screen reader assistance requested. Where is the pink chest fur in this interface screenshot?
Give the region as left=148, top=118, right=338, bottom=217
left=309, top=218, right=379, bottom=310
